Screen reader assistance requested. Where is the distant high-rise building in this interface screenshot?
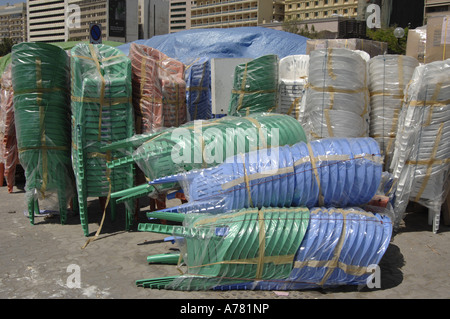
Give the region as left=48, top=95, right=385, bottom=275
left=27, top=0, right=142, bottom=43
left=285, top=0, right=359, bottom=22
left=27, top=0, right=67, bottom=42
left=140, top=0, right=170, bottom=38
left=169, top=0, right=195, bottom=33
left=0, top=2, right=27, bottom=44
left=190, top=0, right=275, bottom=29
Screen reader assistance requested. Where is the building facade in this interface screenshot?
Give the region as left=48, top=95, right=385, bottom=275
left=27, top=0, right=141, bottom=43
left=284, top=0, right=359, bottom=21
left=140, top=0, right=170, bottom=38
left=27, top=0, right=67, bottom=42
left=190, top=0, right=274, bottom=29
left=0, top=2, right=27, bottom=44
left=169, top=0, right=195, bottom=33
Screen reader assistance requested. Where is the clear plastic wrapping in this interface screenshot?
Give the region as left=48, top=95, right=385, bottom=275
left=132, top=113, right=307, bottom=196
left=70, top=43, right=135, bottom=236
left=228, top=55, right=279, bottom=116
left=306, top=39, right=388, bottom=58
left=138, top=206, right=392, bottom=291
left=277, top=55, right=309, bottom=120
left=11, top=42, right=75, bottom=224
left=390, top=59, right=450, bottom=232
left=129, top=43, right=187, bottom=134
left=406, top=26, right=427, bottom=64
left=0, top=64, right=18, bottom=193
left=185, top=57, right=212, bottom=121
left=149, top=137, right=383, bottom=213
left=368, top=55, right=419, bottom=172
left=302, top=48, right=370, bottom=140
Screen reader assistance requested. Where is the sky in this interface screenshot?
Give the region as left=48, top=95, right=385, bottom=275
left=0, top=0, right=25, bottom=6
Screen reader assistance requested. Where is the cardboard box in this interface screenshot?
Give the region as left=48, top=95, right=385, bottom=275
left=425, top=15, right=450, bottom=63
left=306, top=38, right=388, bottom=58
left=406, top=26, right=427, bottom=63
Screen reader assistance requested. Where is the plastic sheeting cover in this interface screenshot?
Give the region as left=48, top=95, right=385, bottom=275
left=117, top=27, right=308, bottom=64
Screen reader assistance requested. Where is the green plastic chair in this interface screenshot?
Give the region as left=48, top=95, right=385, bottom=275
left=136, top=207, right=310, bottom=290
left=70, top=43, right=135, bottom=236
left=11, top=42, right=75, bottom=225
left=228, top=55, right=279, bottom=117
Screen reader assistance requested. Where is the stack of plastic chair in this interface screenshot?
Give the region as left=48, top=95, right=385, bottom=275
left=11, top=42, right=74, bottom=225
left=129, top=43, right=187, bottom=134
left=0, top=64, right=18, bottom=193
left=148, top=137, right=383, bottom=214
left=368, top=55, right=419, bottom=172
left=228, top=55, right=279, bottom=117
left=70, top=43, right=135, bottom=237
left=105, top=113, right=307, bottom=202
left=277, top=55, right=309, bottom=121
left=390, top=59, right=450, bottom=233
left=135, top=206, right=392, bottom=291
left=185, top=57, right=212, bottom=121
left=302, top=48, right=370, bottom=140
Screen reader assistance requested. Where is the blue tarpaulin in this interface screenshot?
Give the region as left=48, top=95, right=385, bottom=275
left=117, top=27, right=308, bottom=63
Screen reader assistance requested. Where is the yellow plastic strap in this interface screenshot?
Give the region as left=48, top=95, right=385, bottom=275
left=307, top=143, right=324, bottom=206
left=221, top=166, right=294, bottom=191
left=88, top=44, right=105, bottom=142
left=443, top=16, right=449, bottom=60
left=35, top=58, right=48, bottom=197
left=241, top=153, right=254, bottom=208
left=82, top=151, right=112, bottom=249
left=255, top=209, right=266, bottom=280
left=324, top=109, right=334, bottom=137
left=287, top=96, right=301, bottom=117
left=184, top=57, right=200, bottom=71
left=318, top=208, right=347, bottom=286
left=71, top=95, right=131, bottom=105
left=245, top=117, right=267, bottom=149
left=307, top=84, right=368, bottom=95
left=424, top=82, right=443, bottom=127
left=327, top=48, right=337, bottom=80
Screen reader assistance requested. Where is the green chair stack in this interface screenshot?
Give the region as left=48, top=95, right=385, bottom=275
left=11, top=42, right=74, bottom=225
left=70, top=43, right=135, bottom=236
left=228, top=55, right=279, bottom=117
left=136, top=207, right=310, bottom=290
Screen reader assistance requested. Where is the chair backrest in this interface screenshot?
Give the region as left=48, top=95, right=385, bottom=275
left=279, top=55, right=310, bottom=81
